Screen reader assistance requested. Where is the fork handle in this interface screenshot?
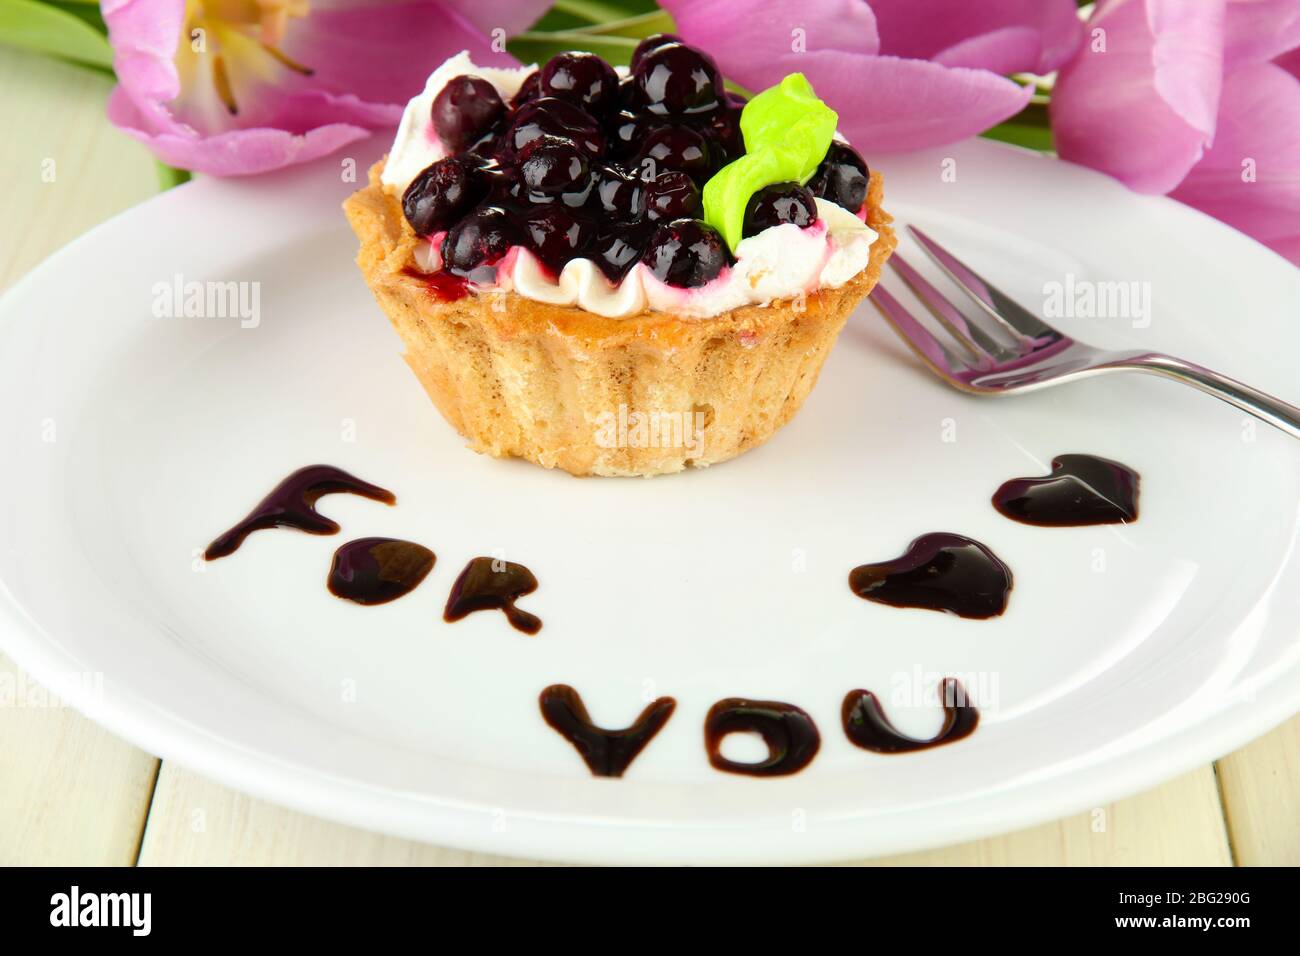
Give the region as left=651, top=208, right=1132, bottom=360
left=1125, top=353, right=1300, bottom=440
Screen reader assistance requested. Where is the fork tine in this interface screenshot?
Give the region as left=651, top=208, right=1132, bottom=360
left=869, top=285, right=973, bottom=377
left=908, top=225, right=1063, bottom=347
left=890, top=253, right=1000, bottom=369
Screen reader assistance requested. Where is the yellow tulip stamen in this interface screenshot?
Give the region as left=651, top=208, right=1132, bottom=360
left=212, top=53, right=238, bottom=114
left=180, top=0, right=313, bottom=116
left=260, top=43, right=314, bottom=77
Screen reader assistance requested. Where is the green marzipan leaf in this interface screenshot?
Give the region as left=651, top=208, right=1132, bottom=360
left=703, top=74, right=838, bottom=251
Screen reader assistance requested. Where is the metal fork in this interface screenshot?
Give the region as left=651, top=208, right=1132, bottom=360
left=871, top=225, right=1300, bottom=440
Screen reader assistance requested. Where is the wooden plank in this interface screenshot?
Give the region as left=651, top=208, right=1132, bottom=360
left=0, top=47, right=163, bottom=866
left=0, top=652, right=159, bottom=864
left=859, top=767, right=1232, bottom=866
left=137, top=765, right=541, bottom=866
left=139, top=763, right=1228, bottom=866
left=0, top=48, right=159, bottom=287
left=1216, top=713, right=1300, bottom=865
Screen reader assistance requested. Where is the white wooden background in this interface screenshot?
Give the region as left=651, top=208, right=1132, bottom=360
left=1, top=47, right=1297, bottom=865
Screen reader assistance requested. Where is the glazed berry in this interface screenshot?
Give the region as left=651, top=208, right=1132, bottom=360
left=607, top=110, right=665, bottom=156
left=465, top=131, right=504, bottom=162
left=402, top=157, right=485, bottom=236
left=540, top=52, right=619, bottom=115
left=636, top=125, right=712, bottom=180
left=507, top=97, right=605, bottom=159
left=645, top=218, right=730, bottom=288
left=634, top=43, right=724, bottom=117
left=519, top=137, right=590, bottom=195
left=809, top=141, right=869, bottom=212
left=511, top=71, right=541, bottom=109
left=742, top=181, right=818, bottom=236
left=441, top=206, right=519, bottom=279
left=594, top=164, right=642, bottom=221
left=523, top=205, right=594, bottom=274
left=642, top=170, right=701, bottom=222
left=431, top=75, right=505, bottom=153
left=590, top=227, right=650, bottom=283
left=616, top=74, right=644, bottom=111
left=708, top=97, right=746, bottom=162
left=483, top=163, right=524, bottom=205
left=630, top=33, right=684, bottom=71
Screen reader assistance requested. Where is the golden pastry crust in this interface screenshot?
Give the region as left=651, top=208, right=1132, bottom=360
left=344, top=160, right=896, bottom=476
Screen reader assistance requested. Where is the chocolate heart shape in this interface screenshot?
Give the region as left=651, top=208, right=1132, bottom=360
left=848, top=532, right=1012, bottom=619
left=993, top=454, right=1139, bottom=526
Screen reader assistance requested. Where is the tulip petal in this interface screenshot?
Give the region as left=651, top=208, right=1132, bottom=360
left=437, top=0, right=548, bottom=36
left=280, top=2, right=528, bottom=108
left=1224, top=0, right=1300, bottom=68
left=661, top=0, right=880, bottom=95
left=1169, top=61, right=1300, bottom=262
left=1051, top=0, right=1226, bottom=194
left=101, top=0, right=185, bottom=104
left=783, top=51, right=1034, bottom=153
left=931, top=27, right=1044, bottom=75
left=1148, top=0, right=1227, bottom=135
left=663, top=0, right=1030, bottom=151
left=870, top=0, right=1084, bottom=73
left=103, top=0, right=541, bottom=175
left=108, top=85, right=374, bottom=175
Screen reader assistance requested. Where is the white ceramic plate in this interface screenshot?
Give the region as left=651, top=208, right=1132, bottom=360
left=2, top=138, right=1298, bottom=865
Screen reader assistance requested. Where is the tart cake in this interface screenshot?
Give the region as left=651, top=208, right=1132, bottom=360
left=345, top=37, right=895, bottom=477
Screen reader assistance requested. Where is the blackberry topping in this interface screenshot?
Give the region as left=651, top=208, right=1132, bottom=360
left=742, top=181, right=817, bottom=237
left=432, top=75, right=505, bottom=153
left=465, top=131, right=504, bottom=163
left=590, top=226, right=651, bottom=283
left=607, top=110, right=662, bottom=156
left=523, top=205, right=594, bottom=275
left=642, top=170, right=701, bottom=222
left=809, top=141, right=869, bottom=213
left=482, top=162, right=524, bottom=205
left=519, top=137, right=590, bottom=195
left=645, top=218, right=730, bottom=287
left=631, top=33, right=685, bottom=72
left=594, top=164, right=642, bottom=221
left=637, top=125, right=712, bottom=180
left=540, top=52, right=619, bottom=115
left=441, top=206, right=518, bottom=279
left=511, top=71, right=541, bottom=109
left=406, top=45, right=871, bottom=294
left=708, top=96, right=746, bottom=163
left=633, top=43, right=724, bottom=117
left=506, top=96, right=604, bottom=160
left=403, top=156, right=486, bottom=236
left=616, top=74, right=645, bottom=111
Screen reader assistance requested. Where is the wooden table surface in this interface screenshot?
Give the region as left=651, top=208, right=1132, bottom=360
left=2, top=48, right=1297, bottom=867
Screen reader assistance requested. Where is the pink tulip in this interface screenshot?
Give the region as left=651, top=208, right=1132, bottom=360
left=102, top=0, right=549, bottom=175
left=659, top=0, right=1084, bottom=152
left=1052, top=0, right=1300, bottom=265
